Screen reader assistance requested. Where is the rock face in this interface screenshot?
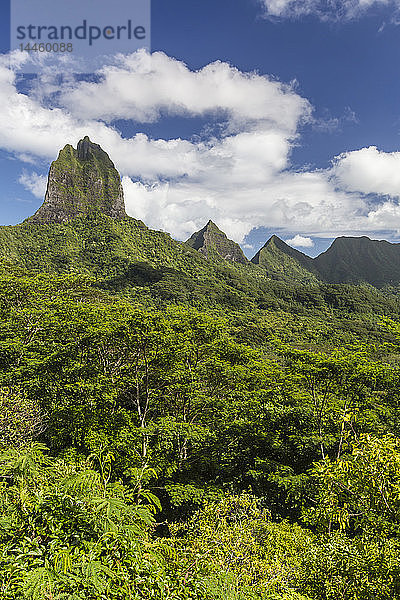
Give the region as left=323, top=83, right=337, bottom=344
left=30, top=136, right=126, bottom=223
left=186, top=220, right=248, bottom=264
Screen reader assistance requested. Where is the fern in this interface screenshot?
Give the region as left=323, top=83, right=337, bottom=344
left=23, top=566, right=56, bottom=600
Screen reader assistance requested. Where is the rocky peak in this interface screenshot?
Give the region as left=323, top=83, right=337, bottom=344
left=29, top=137, right=126, bottom=224
left=251, top=235, right=314, bottom=267
left=250, top=234, right=319, bottom=283
left=76, top=136, right=100, bottom=160
left=186, top=220, right=248, bottom=264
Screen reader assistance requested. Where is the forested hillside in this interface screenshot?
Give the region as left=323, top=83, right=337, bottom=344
left=1, top=139, right=400, bottom=599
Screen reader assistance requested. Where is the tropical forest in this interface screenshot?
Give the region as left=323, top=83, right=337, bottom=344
left=2, top=137, right=400, bottom=599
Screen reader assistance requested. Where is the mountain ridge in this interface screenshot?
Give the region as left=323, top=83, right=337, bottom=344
left=313, top=236, right=400, bottom=286
left=250, top=235, right=320, bottom=284
left=4, top=137, right=400, bottom=290
left=252, top=234, right=400, bottom=288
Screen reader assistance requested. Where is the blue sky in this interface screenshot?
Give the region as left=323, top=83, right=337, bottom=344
left=2, top=0, right=400, bottom=257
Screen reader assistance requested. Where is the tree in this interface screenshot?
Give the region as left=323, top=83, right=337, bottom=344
left=0, top=387, right=47, bottom=447
left=305, top=434, right=400, bottom=535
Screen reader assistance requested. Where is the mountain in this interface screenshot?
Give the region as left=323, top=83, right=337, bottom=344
left=3, top=136, right=400, bottom=296
left=0, top=138, right=281, bottom=307
left=250, top=234, right=400, bottom=288
left=29, top=136, right=126, bottom=223
left=251, top=235, right=320, bottom=284
left=314, top=236, right=400, bottom=286
left=185, top=220, right=248, bottom=264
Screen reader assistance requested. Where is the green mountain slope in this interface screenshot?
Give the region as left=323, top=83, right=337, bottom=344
left=251, top=235, right=320, bottom=284
left=314, top=236, right=400, bottom=286
left=3, top=136, right=400, bottom=311
left=0, top=138, right=287, bottom=307
left=186, top=220, right=248, bottom=264
left=0, top=213, right=272, bottom=305
left=251, top=234, right=400, bottom=288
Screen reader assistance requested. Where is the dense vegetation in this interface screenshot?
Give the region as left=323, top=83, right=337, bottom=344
left=1, top=267, right=400, bottom=599
left=4, top=135, right=400, bottom=597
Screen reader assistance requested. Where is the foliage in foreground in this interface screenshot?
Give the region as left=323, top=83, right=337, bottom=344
left=1, top=274, right=400, bottom=597
left=0, top=443, right=161, bottom=599
left=2, top=443, right=400, bottom=600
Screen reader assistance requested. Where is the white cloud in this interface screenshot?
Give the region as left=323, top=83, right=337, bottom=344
left=260, top=0, right=396, bottom=20
left=18, top=171, right=47, bottom=198
left=366, top=200, right=400, bottom=230
left=261, top=0, right=318, bottom=18
left=0, top=50, right=316, bottom=242
left=2, top=50, right=400, bottom=244
left=122, top=168, right=366, bottom=242
left=60, top=50, right=310, bottom=133
left=332, top=146, right=400, bottom=196
left=286, top=234, right=314, bottom=247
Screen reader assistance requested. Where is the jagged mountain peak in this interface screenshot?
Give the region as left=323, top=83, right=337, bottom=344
left=251, top=235, right=319, bottom=283
left=265, top=234, right=281, bottom=244
left=185, top=221, right=248, bottom=264
left=205, top=219, right=219, bottom=228
left=29, top=137, right=126, bottom=224
left=76, top=136, right=102, bottom=160
left=252, top=235, right=312, bottom=263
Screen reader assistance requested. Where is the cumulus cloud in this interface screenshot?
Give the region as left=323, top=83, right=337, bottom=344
left=60, top=50, right=311, bottom=133
left=332, top=146, right=400, bottom=196
left=365, top=199, right=400, bottom=231
left=0, top=50, right=316, bottom=241
left=286, top=234, right=314, bottom=247
left=18, top=171, right=47, bottom=198
left=260, top=0, right=397, bottom=20
left=122, top=168, right=365, bottom=242
left=3, top=50, right=400, bottom=244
